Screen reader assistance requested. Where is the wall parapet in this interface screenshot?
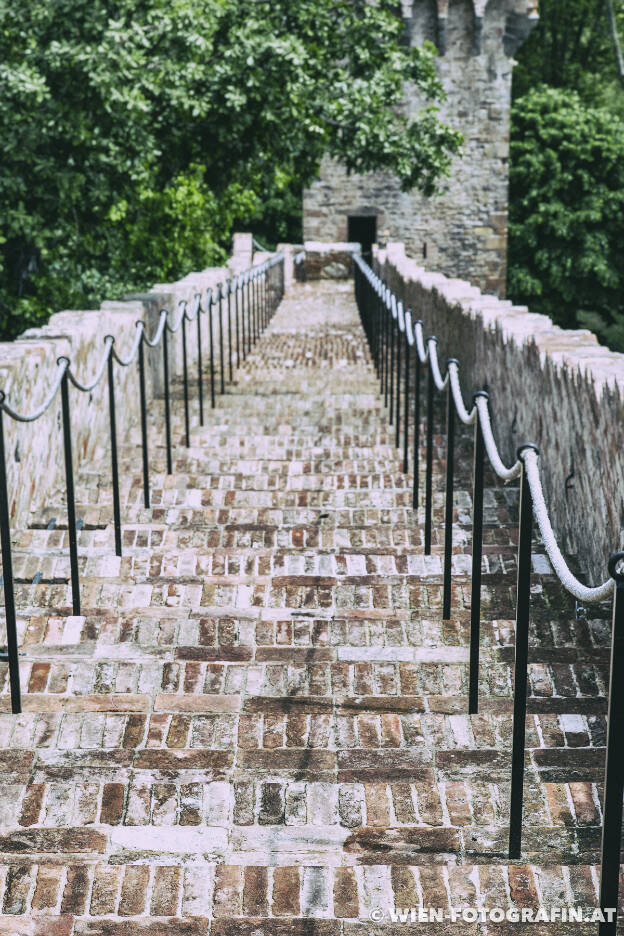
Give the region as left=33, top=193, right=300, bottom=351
left=0, top=235, right=256, bottom=531
left=375, top=242, right=624, bottom=586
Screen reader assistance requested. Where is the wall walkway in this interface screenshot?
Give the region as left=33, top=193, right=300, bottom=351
left=0, top=278, right=610, bottom=934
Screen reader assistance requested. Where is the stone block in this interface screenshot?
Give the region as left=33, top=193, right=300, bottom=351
left=303, top=242, right=361, bottom=281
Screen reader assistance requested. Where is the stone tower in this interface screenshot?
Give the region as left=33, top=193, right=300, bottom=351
left=302, top=0, right=538, bottom=295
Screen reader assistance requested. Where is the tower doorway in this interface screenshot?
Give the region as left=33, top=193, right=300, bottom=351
left=348, top=215, right=377, bottom=265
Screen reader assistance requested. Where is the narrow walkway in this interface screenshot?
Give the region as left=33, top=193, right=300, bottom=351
left=0, top=281, right=609, bottom=934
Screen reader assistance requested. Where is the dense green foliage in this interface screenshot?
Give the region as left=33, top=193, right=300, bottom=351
left=508, top=88, right=624, bottom=347
left=513, top=0, right=624, bottom=104
left=508, top=0, right=624, bottom=348
left=0, top=0, right=461, bottom=339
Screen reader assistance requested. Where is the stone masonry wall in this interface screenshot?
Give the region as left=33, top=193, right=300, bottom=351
left=303, top=0, right=538, bottom=296
left=303, top=242, right=361, bottom=280
left=0, top=236, right=257, bottom=530
left=376, top=242, right=624, bottom=588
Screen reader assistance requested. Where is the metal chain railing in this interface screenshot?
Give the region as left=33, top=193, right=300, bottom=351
left=0, top=253, right=285, bottom=716
left=354, top=254, right=624, bottom=928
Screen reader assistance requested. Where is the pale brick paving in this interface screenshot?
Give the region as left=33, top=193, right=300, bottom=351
left=0, top=281, right=615, bottom=934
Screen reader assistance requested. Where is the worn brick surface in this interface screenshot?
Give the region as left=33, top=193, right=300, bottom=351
left=0, top=281, right=614, bottom=932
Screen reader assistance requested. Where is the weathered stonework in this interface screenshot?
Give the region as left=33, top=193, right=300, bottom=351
left=303, top=242, right=361, bottom=281
left=303, top=0, right=538, bottom=296
left=376, top=241, right=624, bottom=586
left=0, top=238, right=254, bottom=530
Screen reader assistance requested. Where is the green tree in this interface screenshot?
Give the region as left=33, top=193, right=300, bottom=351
left=508, top=87, right=624, bottom=349
left=512, top=0, right=622, bottom=102
left=0, top=0, right=461, bottom=339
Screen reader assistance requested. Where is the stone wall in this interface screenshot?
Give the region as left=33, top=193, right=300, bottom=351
left=303, top=242, right=361, bottom=280
left=375, top=242, right=624, bottom=588
left=0, top=236, right=257, bottom=530
left=303, top=0, right=538, bottom=297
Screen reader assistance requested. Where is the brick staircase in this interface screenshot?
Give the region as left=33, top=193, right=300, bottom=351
left=0, top=279, right=612, bottom=934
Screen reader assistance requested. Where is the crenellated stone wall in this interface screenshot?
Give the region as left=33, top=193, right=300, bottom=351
left=303, top=0, right=538, bottom=297
left=375, top=241, right=624, bottom=587
left=0, top=235, right=258, bottom=530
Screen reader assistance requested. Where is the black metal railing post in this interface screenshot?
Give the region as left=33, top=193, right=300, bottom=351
left=227, top=282, right=233, bottom=382
left=106, top=349, right=122, bottom=557
left=442, top=361, right=457, bottom=621
left=247, top=275, right=252, bottom=355
left=181, top=313, right=190, bottom=447
left=59, top=366, right=81, bottom=615
left=364, top=272, right=371, bottom=346
left=508, top=444, right=537, bottom=860
left=240, top=277, right=247, bottom=361
left=137, top=337, right=150, bottom=508
left=374, top=288, right=384, bottom=393
left=196, top=300, right=204, bottom=427
left=162, top=327, right=173, bottom=474
left=364, top=273, right=373, bottom=368
left=0, top=404, right=22, bottom=713
left=395, top=315, right=401, bottom=446
left=373, top=283, right=379, bottom=372
left=384, top=296, right=390, bottom=408
left=218, top=284, right=225, bottom=394
left=598, top=552, right=624, bottom=936
left=250, top=273, right=255, bottom=344
left=234, top=278, right=240, bottom=369
left=209, top=291, right=216, bottom=409
left=412, top=337, right=421, bottom=510
left=403, top=332, right=410, bottom=474
left=389, top=310, right=395, bottom=426
left=469, top=392, right=487, bottom=714
left=258, top=269, right=263, bottom=332
left=424, top=341, right=436, bottom=555
left=379, top=288, right=385, bottom=386
left=371, top=287, right=384, bottom=392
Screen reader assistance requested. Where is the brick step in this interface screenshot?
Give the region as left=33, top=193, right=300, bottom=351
left=2, top=575, right=546, bottom=620
left=0, top=817, right=600, bottom=867
left=103, top=453, right=469, bottom=474
left=17, top=643, right=611, bottom=673
left=28, top=493, right=446, bottom=513
left=8, top=531, right=522, bottom=560
left=0, top=704, right=609, bottom=757
left=0, top=861, right=605, bottom=934
left=129, top=430, right=420, bottom=445
left=0, top=823, right=604, bottom=868
left=28, top=497, right=505, bottom=523
left=0, top=679, right=609, bottom=714
left=0, top=652, right=609, bottom=704
left=4, top=594, right=595, bottom=638
left=22, top=525, right=516, bottom=554
left=2, top=775, right=604, bottom=831
left=12, top=610, right=609, bottom=654
left=0, top=740, right=610, bottom=794
left=82, top=473, right=421, bottom=491
left=3, top=555, right=533, bottom=590
left=25, top=510, right=512, bottom=537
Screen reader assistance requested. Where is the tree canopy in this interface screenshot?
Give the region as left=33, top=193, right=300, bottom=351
left=508, top=0, right=624, bottom=349
left=0, top=0, right=461, bottom=338
left=508, top=87, right=624, bottom=347
left=513, top=0, right=624, bottom=103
